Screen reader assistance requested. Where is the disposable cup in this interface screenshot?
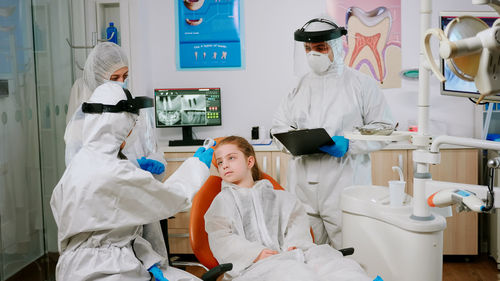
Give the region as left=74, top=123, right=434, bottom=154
left=388, top=180, right=406, bottom=207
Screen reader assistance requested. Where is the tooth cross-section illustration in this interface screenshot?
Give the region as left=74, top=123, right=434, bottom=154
left=345, top=6, right=392, bottom=84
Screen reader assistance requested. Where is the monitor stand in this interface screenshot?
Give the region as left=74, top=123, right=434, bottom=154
left=169, top=126, right=204, bottom=146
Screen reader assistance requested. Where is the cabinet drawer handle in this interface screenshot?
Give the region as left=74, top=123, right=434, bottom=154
left=168, top=233, right=189, bottom=238
left=165, top=157, right=190, bottom=162
left=276, top=156, right=280, bottom=184
left=263, top=156, right=267, bottom=173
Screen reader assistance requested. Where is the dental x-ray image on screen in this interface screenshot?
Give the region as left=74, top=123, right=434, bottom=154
left=154, top=88, right=221, bottom=127
left=156, top=94, right=206, bottom=126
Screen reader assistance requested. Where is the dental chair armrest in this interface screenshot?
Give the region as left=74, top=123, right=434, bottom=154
left=339, top=247, right=354, bottom=256
left=201, top=263, right=233, bottom=281
left=171, top=261, right=208, bottom=271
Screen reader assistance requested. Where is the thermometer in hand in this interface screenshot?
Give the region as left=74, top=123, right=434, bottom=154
left=203, top=138, right=215, bottom=149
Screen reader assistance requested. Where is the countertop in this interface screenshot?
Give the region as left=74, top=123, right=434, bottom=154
left=160, top=141, right=475, bottom=153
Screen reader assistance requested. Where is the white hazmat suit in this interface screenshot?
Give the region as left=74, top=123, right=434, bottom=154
left=205, top=179, right=371, bottom=281
left=64, top=43, right=170, bottom=274
left=51, top=83, right=209, bottom=280
left=272, top=18, right=393, bottom=248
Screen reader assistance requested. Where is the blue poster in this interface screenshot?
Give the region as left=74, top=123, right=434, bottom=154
left=176, top=0, right=243, bottom=69
left=0, top=1, right=29, bottom=76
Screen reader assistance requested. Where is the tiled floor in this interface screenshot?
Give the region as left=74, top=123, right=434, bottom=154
left=5, top=253, right=57, bottom=281
left=443, top=254, right=500, bottom=281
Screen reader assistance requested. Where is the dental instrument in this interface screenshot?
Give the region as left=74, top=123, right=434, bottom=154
left=427, top=189, right=486, bottom=212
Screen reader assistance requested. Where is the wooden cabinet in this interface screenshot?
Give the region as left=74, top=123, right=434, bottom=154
left=166, top=211, right=192, bottom=254
left=163, top=152, right=219, bottom=179
left=163, top=147, right=290, bottom=254
left=253, top=151, right=291, bottom=188
left=370, top=148, right=479, bottom=255
left=272, top=151, right=292, bottom=188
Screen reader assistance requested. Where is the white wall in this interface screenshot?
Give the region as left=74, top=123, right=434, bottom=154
left=128, top=0, right=493, bottom=145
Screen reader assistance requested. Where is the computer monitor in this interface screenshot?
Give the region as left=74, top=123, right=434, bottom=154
left=154, top=88, right=221, bottom=146
left=440, top=11, right=500, bottom=102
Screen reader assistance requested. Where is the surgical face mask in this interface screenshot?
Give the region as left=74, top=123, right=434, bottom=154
left=307, top=51, right=332, bottom=74
left=106, top=77, right=129, bottom=89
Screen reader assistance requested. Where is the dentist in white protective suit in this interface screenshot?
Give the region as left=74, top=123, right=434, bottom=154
left=51, top=83, right=213, bottom=281
left=271, top=17, right=394, bottom=249
left=64, top=43, right=177, bottom=280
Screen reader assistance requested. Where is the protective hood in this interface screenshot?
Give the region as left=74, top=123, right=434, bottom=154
left=83, top=42, right=128, bottom=92
left=64, top=91, right=156, bottom=166
left=82, top=83, right=137, bottom=155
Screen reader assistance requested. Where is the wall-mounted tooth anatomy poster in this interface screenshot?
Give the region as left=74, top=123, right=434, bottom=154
left=327, top=0, right=401, bottom=88
left=177, top=0, right=244, bottom=69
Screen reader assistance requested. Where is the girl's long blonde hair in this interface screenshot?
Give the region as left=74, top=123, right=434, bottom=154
left=217, top=136, right=261, bottom=181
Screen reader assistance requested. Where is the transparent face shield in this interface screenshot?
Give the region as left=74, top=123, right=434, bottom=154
left=122, top=107, right=158, bottom=160
left=293, top=18, right=347, bottom=77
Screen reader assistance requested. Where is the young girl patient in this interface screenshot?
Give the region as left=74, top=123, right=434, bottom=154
left=204, top=136, right=372, bottom=281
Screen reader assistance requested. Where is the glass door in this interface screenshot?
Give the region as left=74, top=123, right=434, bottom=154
left=0, top=0, right=44, bottom=278
left=32, top=0, right=73, bottom=256
left=0, top=0, right=73, bottom=279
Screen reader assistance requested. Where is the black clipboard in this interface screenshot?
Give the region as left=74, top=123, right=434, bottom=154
left=273, top=128, right=334, bottom=156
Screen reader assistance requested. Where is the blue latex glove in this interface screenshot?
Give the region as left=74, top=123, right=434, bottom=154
left=194, top=146, right=214, bottom=169
left=373, top=276, right=384, bottom=281
left=137, top=157, right=165, bottom=175
left=319, top=136, right=349, bottom=157
left=148, top=264, right=169, bottom=281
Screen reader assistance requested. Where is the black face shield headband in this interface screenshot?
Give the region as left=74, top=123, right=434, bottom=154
left=82, top=88, right=153, bottom=115
left=294, top=18, right=347, bottom=43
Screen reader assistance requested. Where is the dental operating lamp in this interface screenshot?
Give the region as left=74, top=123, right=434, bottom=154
left=424, top=7, right=500, bottom=103
left=415, top=0, right=500, bottom=219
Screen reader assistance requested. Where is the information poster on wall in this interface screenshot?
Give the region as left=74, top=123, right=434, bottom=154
left=327, top=0, right=401, bottom=88
left=176, top=0, right=244, bottom=70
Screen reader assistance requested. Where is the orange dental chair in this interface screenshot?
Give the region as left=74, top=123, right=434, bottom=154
left=189, top=172, right=285, bottom=281
left=167, top=137, right=353, bottom=281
